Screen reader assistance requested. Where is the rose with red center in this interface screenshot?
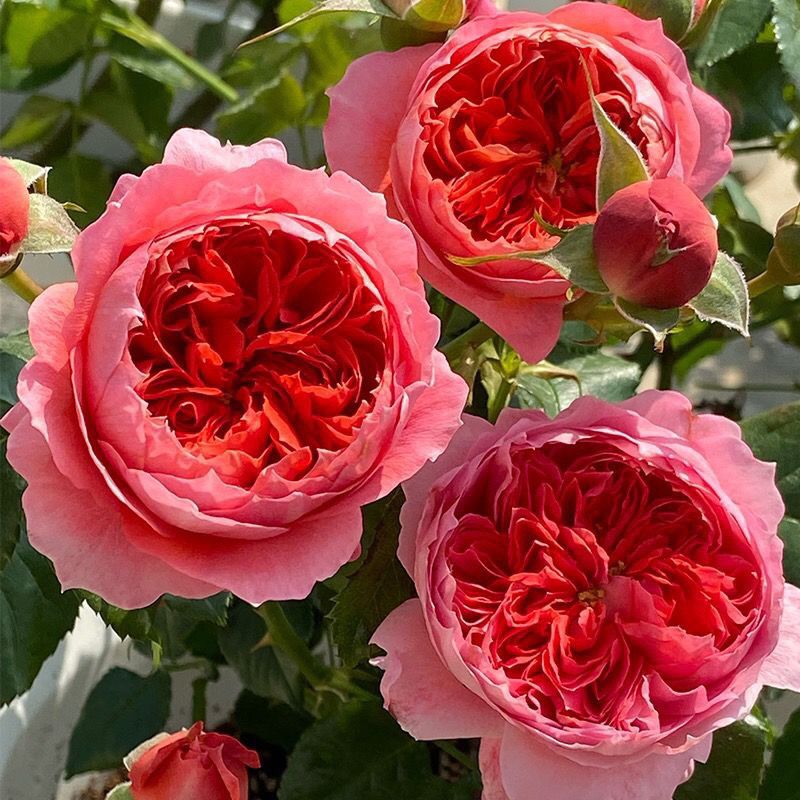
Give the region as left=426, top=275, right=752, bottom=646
left=374, top=393, right=800, bottom=800
left=128, top=723, right=259, bottom=800
left=1, top=129, right=467, bottom=609
left=325, top=2, right=731, bottom=362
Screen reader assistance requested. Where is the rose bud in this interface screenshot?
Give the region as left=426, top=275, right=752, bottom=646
left=593, top=177, right=718, bottom=308
left=384, top=0, right=496, bottom=30
left=0, top=158, right=30, bottom=257
left=375, top=393, right=800, bottom=800
left=128, top=723, right=259, bottom=800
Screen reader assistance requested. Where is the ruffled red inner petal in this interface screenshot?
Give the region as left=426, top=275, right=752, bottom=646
left=421, top=38, right=657, bottom=245
left=445, top=440, right=763, bottom=732
left=128, top=221, right=389, bottom=486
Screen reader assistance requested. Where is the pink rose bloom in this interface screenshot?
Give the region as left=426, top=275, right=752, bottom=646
left=594, top=178, right=719, bottom=308
left=374, top=392, right=800, bottom=800
left=1, top=129, right=466, bottom=609
left=129, top=723, right=259, bottom=800
left=325, top=2, right=732, bottom=363
left=0, top=158, right=30, bottom=257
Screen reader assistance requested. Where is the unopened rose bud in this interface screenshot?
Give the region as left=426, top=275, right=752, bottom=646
left=0, top=158, right=30, bottom=257
left=766, top=204, right=800, bottom=286
left=593, top=178, right=718, bottom=309
left=385, top=0, right=494, bottom=30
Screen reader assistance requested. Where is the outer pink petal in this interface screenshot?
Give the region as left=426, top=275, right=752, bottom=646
left=122, top=502, right=365, bottom=604
left=398, top=414, right=494, bottom=573
left=479, top=739, right=510, bottom=800
left=760, top=583, right=800, bottom=693
left=372, top=599, right=504, bottom=740
left=468, top=0, right=499, bottom=18
left=375, top=351, right=468, bottom=495
left=685, top=86, right=733, bottom=196
left=162, top=128, right=287, bottom=172
left=324, top=45, right=440, bottom=191
left=498, top=726, right=711, bottom=800
left=5, top=410, right=217, bottom=608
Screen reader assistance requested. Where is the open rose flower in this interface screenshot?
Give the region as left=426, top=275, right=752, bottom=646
left=128, top=723, right=259, bottom=800
left=1, top=129, right=466, bottom=609
left=325, top=2, right=732, bottom=362
left=374, top=392, right=800, bottom=800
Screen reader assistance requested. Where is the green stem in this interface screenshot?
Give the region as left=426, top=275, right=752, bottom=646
left=2, top=267, right=44, bottom=303
left=748, top=271, right=779, bottom=298
left=191, top=676, right=208, bottom=724
left=562, top=292, right=603, bottom=321
left=259, top=603, right=332, bottom=688
left=487, top=378, right=513, bottom=423
left=441, top=322, right=494, bottom=364
left=657, top=337, right=676, bottom=390
left=436, top=740, right=477, bottom=772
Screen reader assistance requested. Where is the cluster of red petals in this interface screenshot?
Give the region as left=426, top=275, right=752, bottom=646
left=446, top=438, right=763, bottom=734
left=129, top=223, right=388, bottom=487
left=325, top=2, right=732, bottom=363
left=420, top=42, right=650, bottom=245
left=374, top=393, right=800, bottom=800
left=129, top=722, right=259, bottom=800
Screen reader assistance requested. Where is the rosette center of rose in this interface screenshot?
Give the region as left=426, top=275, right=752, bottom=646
left=444, top=439, right=764, bottom=733
left=128, top=220, right=389, bottom=486
left=420, top=37, right=665, bottom=245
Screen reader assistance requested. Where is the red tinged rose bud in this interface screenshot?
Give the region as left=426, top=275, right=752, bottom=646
left=128, top=722, right=260, bottom=800
left=0, top=158, right=30, bottom=257
left=593, top=178, right=718, bottom=309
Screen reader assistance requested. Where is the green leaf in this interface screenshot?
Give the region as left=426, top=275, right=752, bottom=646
left=773, top=0, right=800, bottom=88
left=278, top=701, right=466, bottom=800
left=246, top=0, right=396, bottom=44
left=703, top=43, right=793, bottom=141
left=0, top=95, right=70, bottom=150
left=218, top=603, right=304, bottom=708
left=0, top=429, right=25, bottom=569
left=21, top=194, right=80, bottom=255
left=6, top=158, right=49, bottom=189
left=614, top=299, right=681, bottom=347
left=688, top=252, right=750, bottom=336
left=0, top=350, right=24, bottom=410
left=0, top=525, right=80, bottom=706
left=516, top=352, right=642, bottom=415
left=0, top=330, right=34, bottom=363
left=450, top=225, right=608, bottom=294
left=216, top=72, right=306, bottom=145
left=615, top=0, right=694, bottom=39
left=105, top=783, right=134, bottom=800
left=587, top=72, right=650, bottom=208
left=674, top=718, right=768, bottom=800
left=99, top=8, right=237, bottom=102
left=760, top=706, right=800, bottom=799
left=330, top=492, right=414, bottom=668
left=234, top=690, right=313, bottom=752
left=4, top=4, right=91, bottom=70
left=106, top=34, right=195, bottom=91
left=84, top=592, right=231, bottom=661
left=778, top=517, right=800, bottom=587
left=65, top=667, right=171, bottom=777
left=741, top=402, right=800, bottom=517
left=48, top=154, right=113, bottom=224
left=690, top=0, right=772, bottom=67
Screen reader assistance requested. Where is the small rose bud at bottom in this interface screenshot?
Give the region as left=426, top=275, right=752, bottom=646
left=0, top=158, right=30, bottom=257
left=593, top=177, right=718, bottom=309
